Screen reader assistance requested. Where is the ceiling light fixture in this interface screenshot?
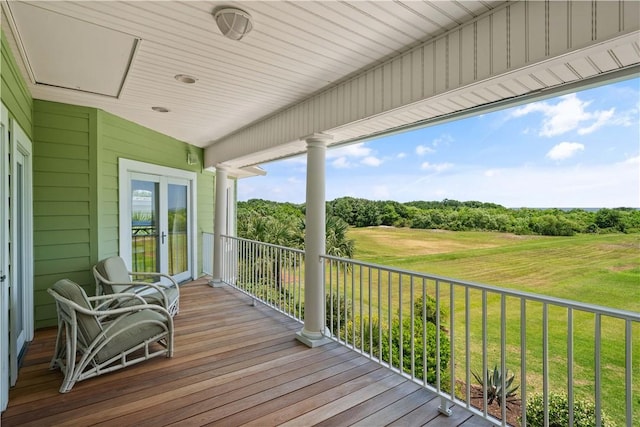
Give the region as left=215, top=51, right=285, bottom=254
left=214, top=7, right=253, bottom=41
left=151, top=106, right=169, bottom=113
left=175, top=74, right=197, bottom=84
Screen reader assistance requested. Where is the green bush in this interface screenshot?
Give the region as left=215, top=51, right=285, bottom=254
left=524, top=392, right=613, bottom=427
left=347, top=315, right=450, bottom=385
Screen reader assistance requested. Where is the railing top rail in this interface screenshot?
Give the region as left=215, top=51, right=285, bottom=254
left=221, top=234, right=305, bottom=255
left=320, top=253, right=640, bottom=322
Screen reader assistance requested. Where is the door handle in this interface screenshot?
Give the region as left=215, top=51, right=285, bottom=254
left=161, top=232, right=167, bottom=244
left=0, top=275, right=6, bottom=282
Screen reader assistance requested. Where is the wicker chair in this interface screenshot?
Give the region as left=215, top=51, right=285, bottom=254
left=93, top=256, right=180, bottom=317
left=48, top=279, right=174, bottom=393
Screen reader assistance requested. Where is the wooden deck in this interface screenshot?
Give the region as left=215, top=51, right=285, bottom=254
left=2, top=278, right=491, bottom=426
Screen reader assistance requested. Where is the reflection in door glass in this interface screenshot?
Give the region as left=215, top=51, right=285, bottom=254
left=168, top=184, right=188, bottom=276
left=131, top=180, right=159, bottom=273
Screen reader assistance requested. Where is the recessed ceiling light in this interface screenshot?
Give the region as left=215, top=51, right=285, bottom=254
left=175, top=74, right=197, bottom=84
left=152, top=106, right=170, bottom=113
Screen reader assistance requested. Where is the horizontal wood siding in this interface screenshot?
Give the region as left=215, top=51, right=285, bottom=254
left=1, top=31, right=32, bottom=139
left=32, top=101, right=96, bottom=328
left=206, top=0, right=639, bottom=165
left=97, top=110, right=214, bottom=275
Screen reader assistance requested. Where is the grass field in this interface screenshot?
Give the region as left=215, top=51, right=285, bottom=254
left=345, top=227, right=640, bottom=425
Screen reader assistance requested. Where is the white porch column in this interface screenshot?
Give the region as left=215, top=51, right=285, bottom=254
left=210, top=165, right=228, bottom=287
left=296, top=133, right=333, bottom=347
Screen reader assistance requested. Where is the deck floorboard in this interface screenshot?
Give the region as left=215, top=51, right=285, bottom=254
left=2, top=278, right=489, bottom=426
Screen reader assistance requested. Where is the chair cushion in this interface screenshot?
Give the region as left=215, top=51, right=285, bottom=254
left=52, top=279, right=103, bottom=344
left=97, top=309, right=167, bottom=363
left=103, top=256, right=133, bottom=292
left=148, top=286, right=179, bottom=306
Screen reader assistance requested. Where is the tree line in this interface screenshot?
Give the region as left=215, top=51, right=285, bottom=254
left=239, top=197, right=640, bottom=238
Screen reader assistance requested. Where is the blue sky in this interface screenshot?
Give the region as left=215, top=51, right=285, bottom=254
left=238, top=77, right=640, bottom=208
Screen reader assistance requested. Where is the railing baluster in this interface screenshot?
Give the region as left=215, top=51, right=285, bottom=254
left=568, top=308, right=574, bottom=427
left=543, top=303, right=549, bottom=427
left=359, top=264, right=364, bottom=353
left=388, top=270, right=392, bottom=369
left=465, top=287, right=470, bottom=409
left=500, top=294, right=506, bottom=426
left=423, top=277, right=427, bottom=388
left=378, top=268, right=382, bottom=364
left=328, top=260, right=334, bottom=336
left=625, top=319, right=632, bottom=427
left=450, top=282, right=456, bottom=406
left=399, top=274, right=403, bottom=375
left=410, top=275, right=415, bottom=380
left=595, top=313, right=602, bottom=427
left=213, top=238, right=640, bottom=426
left=368, top=266, right=372, bottom=358
left=482, top=289, right=488, bottom=417
left=521, top=298, right=527, bottom=427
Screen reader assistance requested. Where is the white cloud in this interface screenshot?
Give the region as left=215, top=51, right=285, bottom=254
left=239, top=156, right=640, bottom=208
left=546, top=142, right=585, bottom=161
left=577, top=108, right=614, bottom=135
left=432, top=134, right=454, bottom=147
left=510, top=93, right=620, bottom=137
left=327, top=142, right=370, bottom=159
left=332, top=157, right=352, bottom=169
left=421, top=162, right=453, bottom=172
left=397, top=152, right=406, bottom=159
left=361, top=156, right=382, bottom=167
left=484, top=169, right=500, bottom=177
left=329, top=158, right=639, bottom=207
left=416, top=145, right=435, bottom=155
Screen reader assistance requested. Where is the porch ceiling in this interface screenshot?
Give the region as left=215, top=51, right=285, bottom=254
left=2, top=1, right=639, bottom=172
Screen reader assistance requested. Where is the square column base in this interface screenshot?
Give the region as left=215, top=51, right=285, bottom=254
left=208, top=279, right=226, bottom=288
left=295, top=331, right=332, bottom=348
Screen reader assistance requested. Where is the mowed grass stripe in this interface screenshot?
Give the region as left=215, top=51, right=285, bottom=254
left=345, top=227, right=639, bottom=425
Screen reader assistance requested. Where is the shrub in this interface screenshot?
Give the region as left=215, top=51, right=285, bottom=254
left=472, top=365, right=519, bottom=408
left=524, top=392, right=613, bottom=427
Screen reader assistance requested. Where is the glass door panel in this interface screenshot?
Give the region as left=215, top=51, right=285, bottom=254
left=131, top=179, right=160, bottom=274
left=167, top=183, right=189, bottom=278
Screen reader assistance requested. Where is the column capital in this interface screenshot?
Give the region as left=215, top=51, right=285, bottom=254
left=214, top=163, right=230, bottom=173
left=302, top=132, right=333, bottom=146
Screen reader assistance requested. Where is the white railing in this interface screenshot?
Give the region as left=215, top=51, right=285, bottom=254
left=220, top=235, right=305, bottom=321
left=217, top=235, right=638, bottom=426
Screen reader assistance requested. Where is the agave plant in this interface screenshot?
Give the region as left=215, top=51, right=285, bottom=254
left=472, top=365, right=520, bottom=408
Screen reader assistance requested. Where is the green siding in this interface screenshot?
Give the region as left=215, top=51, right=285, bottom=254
left=32, top=101, right=96, bottom=328
left=1, top=31, right=33, bottom=138
left=96, top=110, right=214, bottom=276
left=3, top=31, right=215, bottom=327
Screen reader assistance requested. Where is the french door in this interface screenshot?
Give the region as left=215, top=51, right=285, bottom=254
left=1, top=106, right=33, bottom=412
left=1, top=103, right=8, bottom=412
left=119, top=160, right=196, bottom=283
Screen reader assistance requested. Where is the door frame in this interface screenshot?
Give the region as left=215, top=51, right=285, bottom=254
left=6, top=114, right=33, bottom=389
left=1, top=103, right=8, bottom=412
left=118, top=159, right=197, bottom=282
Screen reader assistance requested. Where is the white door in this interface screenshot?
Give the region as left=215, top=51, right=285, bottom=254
left=1, top=103, right=9, bottom=412
left=9, top=122, right=33, bottom=388
left=119, top=160, right=197, bottom=283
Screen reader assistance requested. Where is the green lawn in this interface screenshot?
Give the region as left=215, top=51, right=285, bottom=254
left=345, top=227, right=640, bottom=425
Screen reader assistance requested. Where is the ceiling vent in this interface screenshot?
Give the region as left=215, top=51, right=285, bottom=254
left=5, top=2, right=139, bottom=98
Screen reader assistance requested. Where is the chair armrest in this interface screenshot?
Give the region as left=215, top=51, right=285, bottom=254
left=129, top=271, right=179, bottom=289
left=48, top=289, right=154, bottom=317
left=90, top=293, right=148, bottom=311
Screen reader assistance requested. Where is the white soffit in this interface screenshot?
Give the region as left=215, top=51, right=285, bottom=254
left=6, top=2, right=138, bottom=98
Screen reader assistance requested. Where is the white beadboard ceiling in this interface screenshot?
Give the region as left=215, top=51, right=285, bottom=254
left=2, top=1, right=639, bottom=172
